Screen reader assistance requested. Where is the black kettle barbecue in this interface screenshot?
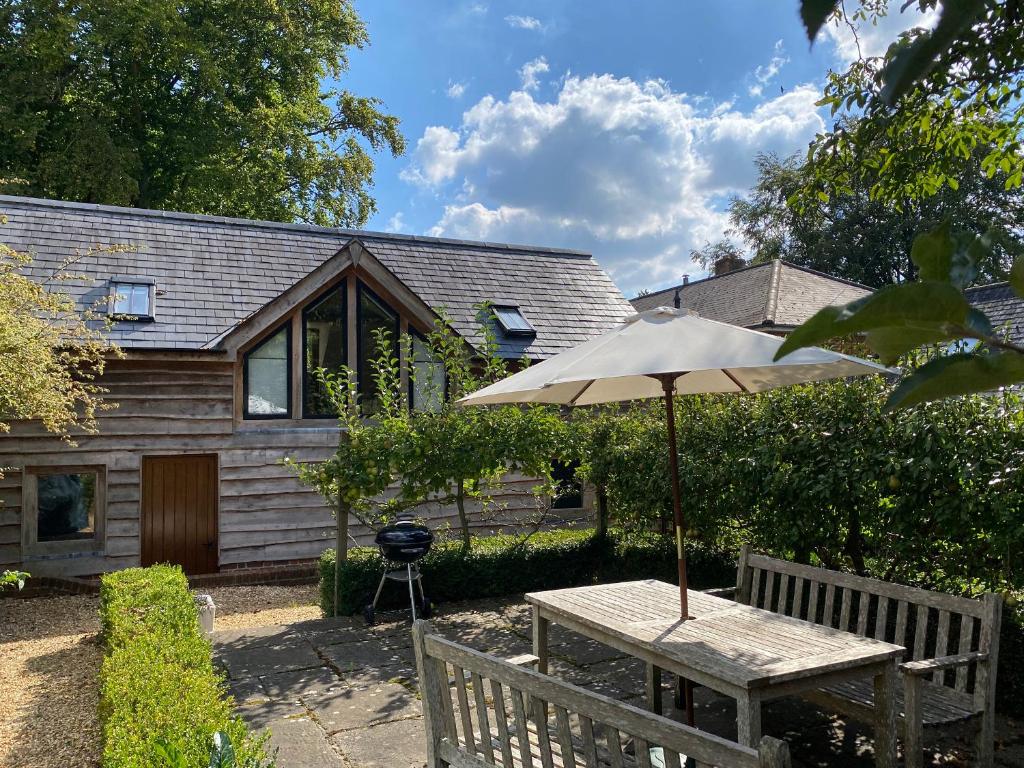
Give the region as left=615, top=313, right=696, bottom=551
left=363, top=516, right=434, bottom=624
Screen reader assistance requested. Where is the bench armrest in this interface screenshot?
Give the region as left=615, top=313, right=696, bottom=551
left=901, top=651, right=988, bottom=677
left=702, top=587, right=736, bottom=599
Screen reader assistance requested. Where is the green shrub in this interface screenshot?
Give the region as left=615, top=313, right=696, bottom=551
left=98, top=565, right=270, bottom=768
left=319, top=527, right=736, bottom=616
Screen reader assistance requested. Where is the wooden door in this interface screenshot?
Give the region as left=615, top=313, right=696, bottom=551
left=141, top=454, right=219, bottom=574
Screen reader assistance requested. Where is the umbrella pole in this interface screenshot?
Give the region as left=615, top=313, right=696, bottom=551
left=659, top=374, right=691, bottom=620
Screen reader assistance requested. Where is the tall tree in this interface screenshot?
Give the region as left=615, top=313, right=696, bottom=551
left=0, top=0, right=404, bottom=227
left=779, top=0, right=1024, bottom=407
left=729, top=150, right=1024, bottom=288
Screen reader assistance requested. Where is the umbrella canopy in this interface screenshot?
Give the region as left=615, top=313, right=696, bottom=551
left=459, top=307, right=890, bottom=622
left=459, top=307, right=890, bottom=406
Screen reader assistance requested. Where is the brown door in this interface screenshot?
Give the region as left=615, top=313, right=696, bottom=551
left=141, top=454, right=219, bottom=574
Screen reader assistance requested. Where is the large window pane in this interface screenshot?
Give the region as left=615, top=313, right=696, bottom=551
left=303, top=287, right=346, bottom=417
left=411, top=334, right=445, bottom=412
left=37, top=472, right=97, bottom=541
left=358, top=285, right=398, bottom=413
left=245, top=325, right=290, bottom=417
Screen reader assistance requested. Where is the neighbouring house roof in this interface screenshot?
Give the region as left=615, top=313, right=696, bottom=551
left=1, top=195, right=633, bottom=358
left=966, top=282, right=1024, bottom=344
left=630, top=260, right=872, bottom=331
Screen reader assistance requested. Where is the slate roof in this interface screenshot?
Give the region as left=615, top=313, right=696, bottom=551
left=1, top=195, right=633, bottom=358
left=630, top=260, right=872, bottom=330
left=966, top=282, right=1024, bottom=344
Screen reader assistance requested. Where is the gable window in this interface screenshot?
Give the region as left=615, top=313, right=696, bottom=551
left=493, top=304, right=535, bottom=337
left=23, top=465, right=106, bottom=555
left=109, top=280, right=155, bottom=320
left=357, top=283, right=399, bottom=413
left=410, top=332, right=445, bottom=412
left=303, top=284, right=347, bottom=418
left=244, top=323, right=291, bottom=418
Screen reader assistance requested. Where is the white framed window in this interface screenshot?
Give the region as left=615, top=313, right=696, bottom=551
left=22, top=465, right=107, bottom=556
left=109, top=280, right=155, bottom=320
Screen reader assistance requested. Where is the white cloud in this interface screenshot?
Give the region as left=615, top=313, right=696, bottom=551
left=385, top=212, right=405, bottom=232
left=748, top=39, right=788, bottom=97
left=504, top=14, right=543, bottom=31
left=446, top=80, right=467, bottom=99
left=823, top=0, right=939, bottom=66
left=519, top=57, right=550, bottom=91
left=402, top=73, right=824, bottom=295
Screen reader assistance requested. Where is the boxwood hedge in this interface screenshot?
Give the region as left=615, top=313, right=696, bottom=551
left=319, top=527, right=736, bottom=616
left=98, top=565, right=268, bottom=768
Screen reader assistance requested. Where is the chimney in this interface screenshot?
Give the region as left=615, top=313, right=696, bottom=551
left=713, top=254, right=746, bottom=276
left=682, top=274, right=690, bottom=285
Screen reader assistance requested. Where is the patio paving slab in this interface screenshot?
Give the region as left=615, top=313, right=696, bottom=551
left=261, top=717, right=340, bottom=768
left=213, top=601, right=1021, bottom=768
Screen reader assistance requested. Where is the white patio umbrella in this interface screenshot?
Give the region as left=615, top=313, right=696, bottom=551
left=460, top=307, right=890, bottom=619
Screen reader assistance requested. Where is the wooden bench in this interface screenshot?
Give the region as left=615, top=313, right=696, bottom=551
left=715, top=546, right=1002, bottom=768
left=412, top=619, right=792, bottom=768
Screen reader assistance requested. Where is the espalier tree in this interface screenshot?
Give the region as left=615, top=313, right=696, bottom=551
left=291, top=305, right=570, bottom=569
left=781, top=0, right=1024, bottom=406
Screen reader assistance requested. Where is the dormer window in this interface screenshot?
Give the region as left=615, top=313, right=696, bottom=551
left=109, top=279, right=155, bottom=320
left=492, top=304, right=535, bottom=337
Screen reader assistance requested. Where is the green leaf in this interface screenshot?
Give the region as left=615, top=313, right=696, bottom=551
left=799, top=0, right=841, bottom=43
left=886, top=351, right=1024, bottom=410
left=774, top=282, right=973, bottom=364
left=1010, top=256, right=1024, bottom=298
left=911, top=221, right=954, bottom=282
left=879, top=0, right=985, bottom=107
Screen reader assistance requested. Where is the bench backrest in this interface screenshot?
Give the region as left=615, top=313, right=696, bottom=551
left=734, top=546, right=1001, bottom=704
left=412, top=619, right=791, bottom=768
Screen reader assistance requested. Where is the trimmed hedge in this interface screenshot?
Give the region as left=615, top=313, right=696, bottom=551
left=319, top=528, right=736, bottom=616
left=98, top=565, right=268, bottom=768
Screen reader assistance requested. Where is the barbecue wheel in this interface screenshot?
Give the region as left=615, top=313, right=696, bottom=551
left=362, top=604, right=376, bottom=625
left=419, top=597, right=433, bottom=619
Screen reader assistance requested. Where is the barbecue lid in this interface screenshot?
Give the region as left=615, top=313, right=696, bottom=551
left=375, top=520, right=434, bottom=546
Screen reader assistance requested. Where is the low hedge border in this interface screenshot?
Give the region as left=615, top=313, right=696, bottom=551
left=318, top=527, right=736, bottom=617
left=98, top=565, right=269, bottom=768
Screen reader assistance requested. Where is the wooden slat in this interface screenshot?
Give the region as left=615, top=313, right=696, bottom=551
left=511, top=687, right=534, bottom=768
left=533, top=698, right=555, bottom=768
left=751, top=568, right=763, bottom=609
left=490, top=679, right=516, bottom=768
left=807, top=580, right=820, bottom=624
left=839, top=587, right=852, bottom=631
left=856, top=592, right=870, bottom=637
left=472, top=672, right=494, bottom=764
left=933, top=611, right=951, bottom=684
left=579, top=715, right=598, bottom=768
left=764, top=570, right=775, bottom=614
left=634, top=736, right=653, bottom=768
left=554, top=706, right=576, bottom=768
left=454, top=666, right=477, bottom=755
left=823, top=583, right=836, bottom=628
left=913, top=605, right=929, bottom=661
left=873, top=596, right=890, bottom=642
left=955, top=617, right=974, bottom=692
left=663, top=748, right=681, bottom=768
left=602, top=725, right=623, bottom=768
left=778, top=574, right=790, bottom=615
left=895, top=601, right=909, bottom=648
left=792, top=577, right=805, bottom=620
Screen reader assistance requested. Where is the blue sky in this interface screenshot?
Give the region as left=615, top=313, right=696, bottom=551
left=339, top=1, right=932, bottom=297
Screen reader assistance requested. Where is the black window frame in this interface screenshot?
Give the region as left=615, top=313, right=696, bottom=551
left=242, top=321, right=293, bottom=420
left=356, top=281, right=400, bottom=407
left=301, top=280, right=348, bottom=419
left=492, top=304, right=536, bottom=337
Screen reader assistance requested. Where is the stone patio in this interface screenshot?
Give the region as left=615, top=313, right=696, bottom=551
left=212, top=597, right=1024, bottom=768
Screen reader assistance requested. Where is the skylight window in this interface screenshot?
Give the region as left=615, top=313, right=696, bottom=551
left=492, top=305, right=535, bottom=337
left=110, top=280, right=154, bottom=319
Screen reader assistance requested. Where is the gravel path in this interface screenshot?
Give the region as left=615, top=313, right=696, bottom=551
left=0, top=582, right=319, bottom=768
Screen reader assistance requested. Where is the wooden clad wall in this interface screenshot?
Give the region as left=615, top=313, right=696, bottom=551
left=0, top=356, right=589, bottom=577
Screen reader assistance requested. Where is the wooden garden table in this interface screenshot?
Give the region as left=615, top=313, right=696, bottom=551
left=526, top=580, right=904, bottom=768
